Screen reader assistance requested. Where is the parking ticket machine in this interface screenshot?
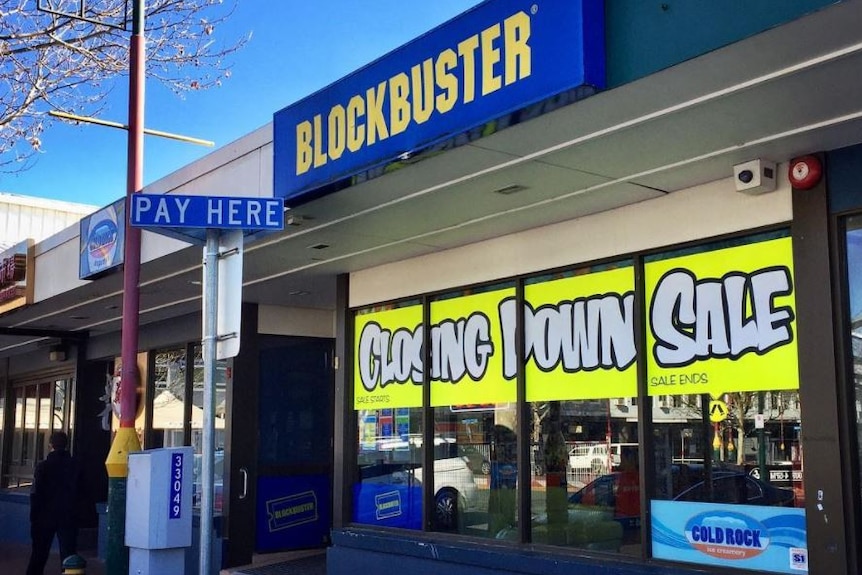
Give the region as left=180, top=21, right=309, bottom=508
left=126, top=447, right=193, bottom=574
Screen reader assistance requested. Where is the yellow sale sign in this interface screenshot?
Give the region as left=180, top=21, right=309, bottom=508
left=429, top=288, right=516, bottom=407
left=354, top=305, right=423, bottom=409
left=524, top=267, right=637, bottom=401
left=645, top=237, right=798, bottom=396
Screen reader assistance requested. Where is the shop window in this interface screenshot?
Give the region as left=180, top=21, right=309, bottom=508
left=346, top=230, right=806, bottom=572
left=843, top=215, right=862, bottom=529
left=524, top=264, right=641, bottom=554
left=432, top=404, right=516, bottom=536
left=23, top=386, right=36, bottom=472
left=5, top=377, right=72, bottom=487
left=430, top=285, right=517, bottom=536
left=149, top=345, right=227, bottom=513
left=53, top=380, right=67, bottom=432
left=11, top=388, right=23, bottom=470
left=645, top=233, right=807, bottom=574
left=190, top=345, right=227, bottom=457
left=37, top=383, right=51, bottom=461
left=0, top=388, right=4, bottom=468
left=152, top=348, right=187, bottom=449
left=352, top=301, right=424, bottom=530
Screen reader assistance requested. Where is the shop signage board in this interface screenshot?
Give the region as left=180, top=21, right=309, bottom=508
left=273, top=0, right=606, bottom=202
left=79, top=197, right=125, bottom=280
left=651, top=500, right=807, bottom=574
left=0, top=239, right=34, bottom=312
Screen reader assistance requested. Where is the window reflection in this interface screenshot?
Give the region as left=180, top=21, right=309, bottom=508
left=651, top=393, right=804, bottom=507
left=524, top=264, right=641, bottom=554
left=529, top=399, right=640, bottom=553
left=5, top=378, right=72, bottom=487
left=844, top=216, right=862, bottom=509
left=352, top=302, right=425, bottom=529
left=151, top=346, right=227, bottom=513
left=432, top=404, right=516, bottom=537
left=353, top=407, right=424, bottom=530
left=0, top=389, right=4, bottom=465
left=152, top=348, right=187, bottom=449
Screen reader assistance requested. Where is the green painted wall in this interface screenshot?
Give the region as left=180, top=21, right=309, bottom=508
left=606, top=0, right=841, bottom=87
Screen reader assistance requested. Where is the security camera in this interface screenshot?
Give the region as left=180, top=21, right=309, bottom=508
left=737, top=169, right=754, bottom=184
left=733, top=159, right=777, bottom=195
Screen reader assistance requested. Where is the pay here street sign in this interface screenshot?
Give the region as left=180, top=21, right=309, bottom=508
left=130, top=194, right=284, bottom=231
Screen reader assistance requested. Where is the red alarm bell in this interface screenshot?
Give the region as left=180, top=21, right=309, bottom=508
left=788, top=155, right=822, bottom=190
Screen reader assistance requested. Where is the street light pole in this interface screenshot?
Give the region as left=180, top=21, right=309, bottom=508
left=200, top=229, right=220, bottom=575
left=104, top=1, right=145, bottom=574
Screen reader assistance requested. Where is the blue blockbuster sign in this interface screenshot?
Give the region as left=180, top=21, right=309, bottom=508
left=130, top=194, right=284, bottom=231
left=273, top=0, right=605, bottom=203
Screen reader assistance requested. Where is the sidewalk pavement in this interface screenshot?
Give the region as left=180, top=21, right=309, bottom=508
left=0, top=542, right=105, bottom=575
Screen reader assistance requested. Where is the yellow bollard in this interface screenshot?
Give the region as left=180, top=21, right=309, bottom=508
left=61, top=554, right=87, bottom=574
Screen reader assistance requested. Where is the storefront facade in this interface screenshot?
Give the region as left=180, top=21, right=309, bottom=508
left=274, top=1, right=862, bottom=574
left=4, top=1, right=862, bottom=574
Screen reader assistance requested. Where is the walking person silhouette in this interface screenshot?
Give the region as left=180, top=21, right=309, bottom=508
left=26, top=431, right=81, bottom=575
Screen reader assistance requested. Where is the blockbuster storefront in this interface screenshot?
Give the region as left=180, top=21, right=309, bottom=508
left=264, top=1, right=862, bottom=574
left=8, top=1, right=862, bottom=574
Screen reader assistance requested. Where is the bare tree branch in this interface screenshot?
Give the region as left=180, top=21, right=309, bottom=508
left=0, top=0, right=248, bottom=171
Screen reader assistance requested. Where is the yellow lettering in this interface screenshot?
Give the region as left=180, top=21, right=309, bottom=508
left=389, top=72, right=410, bottom=137
left=366, top=81, right=389, bottom=145
left=457, top=35, right=480, bottom=103
left=296, top=120, right=313, bottom=176
left=312, top=114, right=327, bottom=168
left=328, top=104, right=346, bottom=161
left=411, top=58, right=435, bottom=125
left=347, top=95, right=365, bottom=152
left=295, top=10, right=533, bottom=176
left=504, top=11, right=532, bottom=85
left=435, top=49, right=458, bottom=114
left=480, top=23, right=502, bottom=96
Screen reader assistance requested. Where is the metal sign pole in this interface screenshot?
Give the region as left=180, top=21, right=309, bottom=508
left=200, top=228, right=219, bottom=575
left=128, top=194, right=281, bottom=574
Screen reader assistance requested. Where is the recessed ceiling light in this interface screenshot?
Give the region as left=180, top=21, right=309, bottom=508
left=492, top=184, right=528, bottom=195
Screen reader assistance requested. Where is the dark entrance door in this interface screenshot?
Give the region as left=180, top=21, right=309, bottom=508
left=254, top=337, right=334, bottom=552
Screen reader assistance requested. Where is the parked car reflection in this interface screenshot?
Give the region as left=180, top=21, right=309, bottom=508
left=355, top=437, right=479, bottom=531
left=569, top=465, right=795, bottom=529
left=674, top=470, right=796, bottom=507
left=534, top=464, right=797, bottom=550
left=458, top=445, right=491, bottom=475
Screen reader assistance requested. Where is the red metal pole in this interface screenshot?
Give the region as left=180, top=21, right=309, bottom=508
left=105, top=3, right=145, bottom=574
left=120, top=17, right=145, bottom=426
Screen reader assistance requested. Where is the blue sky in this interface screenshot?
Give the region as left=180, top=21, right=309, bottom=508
left=0, top=1, right=482, bottom=208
